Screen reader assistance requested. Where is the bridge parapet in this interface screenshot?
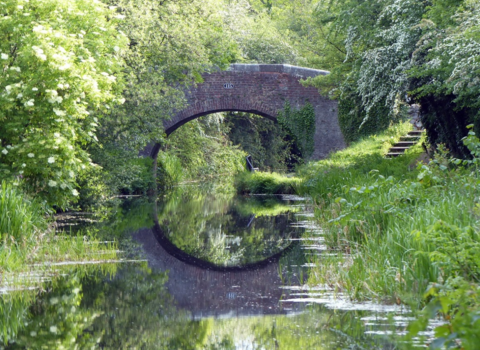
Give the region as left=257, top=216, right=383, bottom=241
left=228, top=63, right=329, bottom=79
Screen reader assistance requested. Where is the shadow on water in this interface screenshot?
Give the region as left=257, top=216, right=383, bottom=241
left=2, top=184, right=400, bottom=349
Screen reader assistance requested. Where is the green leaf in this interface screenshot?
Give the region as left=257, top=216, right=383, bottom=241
left=429, top=337, right=446, bottom=349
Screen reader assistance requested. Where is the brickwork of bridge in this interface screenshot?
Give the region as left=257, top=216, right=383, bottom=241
left=144, top=64, right=346, bottom=160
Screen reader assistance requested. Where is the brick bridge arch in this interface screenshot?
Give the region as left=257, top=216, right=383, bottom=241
left=145, top=64, right=345, bottom=160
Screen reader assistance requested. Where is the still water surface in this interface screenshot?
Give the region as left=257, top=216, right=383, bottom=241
left=2, top=185, right=409, bottom=349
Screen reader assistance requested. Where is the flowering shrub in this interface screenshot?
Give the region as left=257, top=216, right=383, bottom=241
left=305, top=0, right=480, bottom=151
left=0, top=0, right=127, bottom=208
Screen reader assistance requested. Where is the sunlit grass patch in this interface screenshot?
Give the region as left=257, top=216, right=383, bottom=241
left=235, top=171, right=301, bottom=194
left=297, top=122, right=420, bottom=194
left=296, top=123, right=443, bottom=303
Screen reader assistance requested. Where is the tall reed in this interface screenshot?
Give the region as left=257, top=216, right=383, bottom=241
left=0, top=180, right=47, bottom=242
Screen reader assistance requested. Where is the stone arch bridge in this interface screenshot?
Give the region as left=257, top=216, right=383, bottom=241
left=144, top=64, right=345, bottom=160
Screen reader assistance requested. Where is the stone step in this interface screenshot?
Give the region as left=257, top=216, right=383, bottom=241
left=386, top=152, right=402, bottom=158
left=394, top=141, right=416, bottom=147
left=386, top=129, right=425, bottom=158
left=400, top=136, right=421, bottom=141
left=389, top=147, right=409, bottom=153
left=408, top=130, right=425, bottom=136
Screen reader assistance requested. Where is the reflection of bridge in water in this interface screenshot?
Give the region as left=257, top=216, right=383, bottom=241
left=152, top=216, right=298, bottom=272
left=133, top=223, right=305, bottom=319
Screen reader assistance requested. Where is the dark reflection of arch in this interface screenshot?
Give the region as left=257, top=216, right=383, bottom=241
left=152, top=202, right=299, bottom=272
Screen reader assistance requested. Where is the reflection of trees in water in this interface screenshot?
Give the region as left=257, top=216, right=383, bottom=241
left=2, top=265, right=394, bottom=350
left=81, top=264, right=211, bottom=349
left=5, top=276, right=102, bottom=349
left=2, top=266, right=395, bottom=350
left=278, top=242, right=310, bottom=285
left=156, top=188, right=301, bottom=266
left=0, top=294, right=32, bottom=346
left=200, top=304, right=395, bottom=350
left=82, top=185, right=301, bottom=267
left=3, top=265, right=214, bottom=350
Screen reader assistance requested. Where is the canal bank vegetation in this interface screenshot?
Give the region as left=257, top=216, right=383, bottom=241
left=235, top=172, right=300, bottom=195
left=0, top=181, right=118, bottom=290
left=235, top=122, right=413, bottom=195
left=297, top=124, right=480, bottom=347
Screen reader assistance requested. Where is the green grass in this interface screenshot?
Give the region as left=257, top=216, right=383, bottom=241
left=297, top=121, right=419, bottom=196
left=235, top=171, right=301, bottom=194
left=0, top=181, right=119, bottom=287
left=297, top=123, right=480, bottom=346
left=0, top=180, right=47, bottom=242
left=296, top=122, right=436, bottom=302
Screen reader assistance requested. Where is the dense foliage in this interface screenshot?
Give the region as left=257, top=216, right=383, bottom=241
left=0, top=0, right=300, bottom=209
left=409, top=0, right=480, bottom=157
left=255, top=0, right=480, bottom=149
left=159, top=116, right=247, bottom=187
left=277, top=101, right=316, bottom=159
left=0, top=0, right=127, bottom=208
left=97, top=0, right=239, bottom=151
left=225, top=112, right=300, bottom=172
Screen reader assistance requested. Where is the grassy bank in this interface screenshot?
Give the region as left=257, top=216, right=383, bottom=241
left=297, top=122, right=480, bottom=347
left=0, top=181, right=118, bottom=290
left=234, top=122, right=413, bottom=196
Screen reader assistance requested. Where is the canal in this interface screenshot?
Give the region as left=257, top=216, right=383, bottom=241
left=2, top=184, right=410, bottom=349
